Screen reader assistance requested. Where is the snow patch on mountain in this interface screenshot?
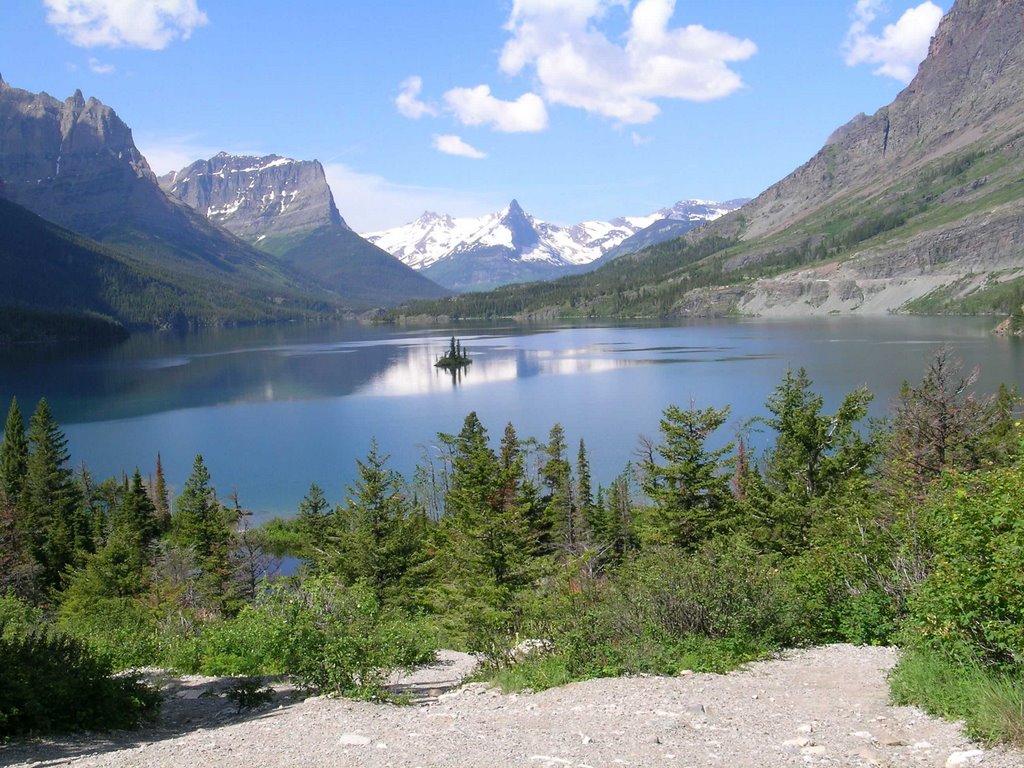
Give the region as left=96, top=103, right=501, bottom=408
left=364, top=199, right=744, bottom=274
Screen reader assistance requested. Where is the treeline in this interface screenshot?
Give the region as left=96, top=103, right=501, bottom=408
left=1, top=351, right=1023, bottom=743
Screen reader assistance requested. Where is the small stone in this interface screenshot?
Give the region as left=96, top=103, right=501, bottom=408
left=337, top=734, right=372, bottom=747
left=686, top=704, right=706, bottom=715
left=678, top=669, right=694, bottom=676
left=912, top=741, right=934, bottom=750
left=784, top=738, right=813, bottom=748
left=945, top=750, right=984, bottom=768
left=798, top=724, right=814, bottom=734
left=580, top=733, right=593, bottom=745
left=851, top=730, right=874, bottom=740
left=879, top=736, right=906, bottom=747
left=802, top=745, right=827, bottom=755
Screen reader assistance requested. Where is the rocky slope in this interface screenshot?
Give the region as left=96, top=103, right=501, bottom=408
left=159, top=153, right=347, bottom=242
left=161, top=152, right=448, bottom=306
left=365, top=199, right=742, bottom=292
left=679, top=0, right=1024, bottom=316
left=3, top=646, right=1020, bottom=768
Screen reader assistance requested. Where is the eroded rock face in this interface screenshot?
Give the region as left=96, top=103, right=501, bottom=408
left=159, top=153, right=347, bottom=242
left=714, top=0, right=1024, bottom=245
left=0, top=77, right=164, bottom=237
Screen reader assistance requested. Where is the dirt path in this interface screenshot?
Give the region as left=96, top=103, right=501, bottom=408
left=3, top=646, right=1021, bottom=768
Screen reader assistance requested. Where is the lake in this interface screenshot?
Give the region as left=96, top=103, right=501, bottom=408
left=0, top=317, right=1020, bottom=521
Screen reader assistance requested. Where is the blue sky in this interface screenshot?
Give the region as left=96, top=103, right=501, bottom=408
left=0, top=1, right=947, bottom=230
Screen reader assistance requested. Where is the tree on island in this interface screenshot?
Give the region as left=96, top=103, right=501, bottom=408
left=435, top=336, right=472, bottom=369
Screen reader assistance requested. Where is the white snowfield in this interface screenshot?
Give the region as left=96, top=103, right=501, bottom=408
left=364, top=200, right=740, bottom=271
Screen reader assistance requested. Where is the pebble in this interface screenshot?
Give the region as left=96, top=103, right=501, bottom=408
left=946, top=750, right=985, bottom=767
left=337, top=733, right=373, bottom=746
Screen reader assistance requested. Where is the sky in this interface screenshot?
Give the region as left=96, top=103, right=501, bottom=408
left=0, top=0, right=948, bottom=231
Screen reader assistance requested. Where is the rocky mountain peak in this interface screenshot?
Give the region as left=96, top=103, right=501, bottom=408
left=160, top=152, right=348, bottom=242
left=0, top=81, right=160, bottom=235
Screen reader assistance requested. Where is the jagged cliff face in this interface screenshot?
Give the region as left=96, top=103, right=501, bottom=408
left=160, top=153, right=347, bottom=242
left=0, top=76, right=166, bottom=237
left=681, top=0, right=1024, bottom=316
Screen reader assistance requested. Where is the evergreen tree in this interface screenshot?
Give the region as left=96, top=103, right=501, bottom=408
left=759, top=368, right=874, bottom=552
left=111, top=470, right=159, bottom=548
left=641, top=403, right=735, bottom=550
left=576, top=438, right=598, bottom=537
left=0, top=397, right=28, bottom=508
left=542, top=424, right=585, bottom=556
left=24, top=398, right=85, bottom=590
left=150, top=453, right=171, bottom=533
left=296, top=481, right=331, bottom=566
left=171, top=454, right=234, bottom=614
left=340, top=441, right=422, bottom=602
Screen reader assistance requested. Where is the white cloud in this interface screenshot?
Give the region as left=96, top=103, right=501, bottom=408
left=497, top=0, right=757, bottom=124
left=87, top=57, right=115, bottom=74
left=432, top=134, right=487, bottom=159
left=395, top=76, right=437, bottom=119
left=443, top=85, right=549, bottom=133
left=323, top=163, right=499, bottom=231
left=630, top=131, right=652, bottom=146
left=844, top=1, right=944, bottom=82
left=44, top=0, right=208, bottom=50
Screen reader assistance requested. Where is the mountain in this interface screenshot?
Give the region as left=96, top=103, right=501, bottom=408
left=365, top=199, right=742, bottom=292
left=0, top=76, right=339, bottom=326
left=399, top=0, right=1024, bottom=320
left=0, top=195, right=302, bottom=343
left=160, top=152, right=447, bottom=306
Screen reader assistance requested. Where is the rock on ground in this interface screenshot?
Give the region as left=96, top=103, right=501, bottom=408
left=2, top=645, right=1021, bottom=768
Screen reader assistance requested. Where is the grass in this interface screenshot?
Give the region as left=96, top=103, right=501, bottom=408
left=890, top=648, right=1024, bottom=747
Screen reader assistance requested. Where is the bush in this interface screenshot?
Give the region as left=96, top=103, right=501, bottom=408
left=0, top=629, right=160, bottom=736
left=905, top=465, right=1024, bottom=669
left=267, top=576, right=436, bottom=698
left=58, top=597, right=162, bottom=670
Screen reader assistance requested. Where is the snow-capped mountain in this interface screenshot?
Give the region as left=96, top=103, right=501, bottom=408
left=364, top=199, right=745, bottom=291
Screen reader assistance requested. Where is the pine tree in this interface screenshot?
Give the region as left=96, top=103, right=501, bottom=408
left=296, top=482, right=331, bottom=566
left=0, top=397, right=28, bottom=508
left=340, top=441, right=422, bottom=602
left=542, top=424, right=584, bottom=556
left=641, top=403, right=735, bottom=550
left=24, top=398, right=85, bottom=590
left=172, top=454, right=234, bottom=614
left=150, top=453, right=171, bottom=533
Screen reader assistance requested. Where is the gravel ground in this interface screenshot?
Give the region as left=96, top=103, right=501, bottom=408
left=3, top=645, right=1021, bottom=768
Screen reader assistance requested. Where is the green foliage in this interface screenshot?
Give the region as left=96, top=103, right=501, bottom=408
left=24, top=398, right=86, bottom=591
left=261, top=576, right=436, bottom=698
left=0, top=627, right=160, bottom=736
left=58, top=597, right=161, bottom=670
left=905, top=463, right=1024, bottom=670
left=891, top=648, right=1024, bottom=747
left=224, top=678, right=275, bottom=713
left=640, top=404, right=735, bottom=550
left=0, top=398, right=28, bottom=507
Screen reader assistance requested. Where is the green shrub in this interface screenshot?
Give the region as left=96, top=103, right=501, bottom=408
left=0, top=593, right=42, bottom=640
left=267, top=576, right=436, bottom=698
left=58, top=597, right=161, bottom=669
left=906, top=465, right=1024, bottom=669
left=0, top=629, right=160, bottom=736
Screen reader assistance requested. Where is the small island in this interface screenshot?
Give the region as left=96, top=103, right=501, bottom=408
left=435, top=335, right=472, bottom=370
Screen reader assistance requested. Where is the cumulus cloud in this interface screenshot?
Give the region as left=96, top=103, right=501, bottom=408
left=443, top=86, right=549, bottom=133
left=844, top=0, right=944, bottom=82
left=432, top=134, right=488, bottom=159
left=498, top=0, right=757, bottom=124
left=395, top=76, right=437, bottom=119
left=44, top=0, right=208, bottom=50
left=87, top=57, right=115, bottom=74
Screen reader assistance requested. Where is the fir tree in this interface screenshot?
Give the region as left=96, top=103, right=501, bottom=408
left=0, top=397, right=28, bottom=508
left=641, top=403, right=735, bottom=550
left=172, top=454, right=234, bottom=614
left=151, top=453, right=171, bottom=533
left=24, top=398, right=85, bottom=590
left=296, top=481, right=331, bottom=566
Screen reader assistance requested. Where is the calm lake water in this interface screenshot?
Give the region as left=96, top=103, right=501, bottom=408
left=0, top=317, right=1020, bottom=521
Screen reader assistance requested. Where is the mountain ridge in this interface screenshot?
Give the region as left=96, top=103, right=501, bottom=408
left=366, top=198, right=743, bottom=291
